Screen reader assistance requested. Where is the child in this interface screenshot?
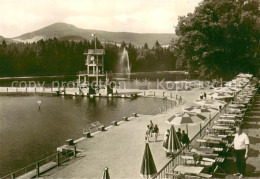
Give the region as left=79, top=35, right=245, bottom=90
left=145, top=125, right=150, bottom=142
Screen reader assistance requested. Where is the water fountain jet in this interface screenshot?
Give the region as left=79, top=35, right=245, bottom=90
left=118, top=48, right=131, bottom=79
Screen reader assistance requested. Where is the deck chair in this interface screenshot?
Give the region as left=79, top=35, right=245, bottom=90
left=213, top=156, right=226, bottom=175
left=181, top=155, right=196, bottom=165
left=198, top=173, right=213, bottom=178
left=165, top=172, right=183, bottom=179
left=200, top=157, right=215, bottom=167
left=184, top=173, right=202, bottom=179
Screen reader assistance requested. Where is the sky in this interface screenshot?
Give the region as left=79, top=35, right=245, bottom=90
left=0, top=0, right=202, bottom=38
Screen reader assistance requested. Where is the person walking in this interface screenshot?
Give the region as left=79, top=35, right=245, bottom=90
left=148, top=120, right=154, bottom=137
left=179, top=96, right=182, bottom=104
left=181, top=130, right=190, bottom=149
left=231, top=126, right=249, bottom=178
left=200, top=92, right=203, bottom=99
left=203, top=92, right=207, bottom=99
left=153, top=124, right=159, bottom=142
left=164, top=129, right=170, bottom=140
left=145, top=125, right=150, bottom=142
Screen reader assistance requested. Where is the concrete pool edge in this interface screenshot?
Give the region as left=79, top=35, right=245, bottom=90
left=58, top=94, right=184, bottom=150
left=0, top=87, right=186, bottom=178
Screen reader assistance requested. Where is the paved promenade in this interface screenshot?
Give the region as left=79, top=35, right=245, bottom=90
left=39, top=89, right=216, bottom=178
left=224, top=94, right=260, bottom=179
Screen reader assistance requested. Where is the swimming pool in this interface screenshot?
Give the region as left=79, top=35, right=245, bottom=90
left=0, top=95, right=170, bottom=176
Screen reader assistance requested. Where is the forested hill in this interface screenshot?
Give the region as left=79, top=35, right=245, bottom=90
left=2, top=22, right=176, bottom=47
left=0, top=39, right=177, bottom=77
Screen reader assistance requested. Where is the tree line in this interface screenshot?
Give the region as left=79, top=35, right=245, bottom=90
left=0, top=0, right=259, bottom=79
left=173, top=0, right=260, bottom=79
left=0, top=39, right=177, bottom=77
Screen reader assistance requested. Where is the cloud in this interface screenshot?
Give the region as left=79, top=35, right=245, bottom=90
left=0, top=0, right=201, bottom=37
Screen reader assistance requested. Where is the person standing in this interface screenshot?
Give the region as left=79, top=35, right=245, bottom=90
left=231, top=126, right=249, bottom=178
left=181, top=130, right=190, bottom=149
left=179, top=96, right=182, bottom=104
left=164, top=129, right=170, bottom=140
left=200, top=92, right=203, bottom=99
left=148, top=120, right=154, bottom=137
left=153, top=124, right=159, bottom=142
left=163, top=130, right=170, bottom=157
left=176, top=128, right=182, bottom=142
left=203, top=92, right=207, bottom=99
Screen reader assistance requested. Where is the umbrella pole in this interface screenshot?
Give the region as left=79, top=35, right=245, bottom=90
left=199, top=123, right=202, bottom=137
left=186, top=124, right=188, bottom=136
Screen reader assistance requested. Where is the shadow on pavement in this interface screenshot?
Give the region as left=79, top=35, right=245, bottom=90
left=222, top=158, right=260, bottom=178
left=248, top=136, right=260, bottom=145
left=248, top=147, right=260, bottom=157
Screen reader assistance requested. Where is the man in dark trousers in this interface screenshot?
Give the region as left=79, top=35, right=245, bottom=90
left=231, top=125, right=249, bottom=178
left=181, top=130, right=190, bottom=149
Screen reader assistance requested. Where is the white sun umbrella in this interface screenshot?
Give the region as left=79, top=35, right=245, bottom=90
left=231, top=81, right=247, bottom=87
left=234, top=78, right=248, bottom=83
left=208, top=92, right=234, bottom=99
left=245, top=85, right=256, bottom=90
left=182, top=106, right=211, bottom=114
left=214, top=87, right=241, bottom=93
left=237, top=73, right=253, bottom=79
left=194, top=99, right=227, bottom=109
left=166, top=112, right=207, bottom=135
left=225, top=82, right=244, bottom=88
left=244, top=86, right=257, bottom=92
left=235, top=78, right=249, bottom=84
left=182, top=106, right=217, bottom=119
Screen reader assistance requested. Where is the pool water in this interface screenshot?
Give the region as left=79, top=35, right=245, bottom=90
left=0, top=95, right=169, bottom=176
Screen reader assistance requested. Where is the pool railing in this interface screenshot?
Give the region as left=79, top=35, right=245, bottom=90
left=1, top=147, right=76, bottom=179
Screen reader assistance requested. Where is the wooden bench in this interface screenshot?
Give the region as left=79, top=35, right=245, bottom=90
left=65, top=139, right=74, bottom=146
left=83, top=131, right=91, bottom=138
left=181, top=155, right=197, bottom=165
left=197, top=139, right=207, bottom=143
left=132, top=113, right=138, bottom=117
left=98, top=125, right=105, bottom=131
